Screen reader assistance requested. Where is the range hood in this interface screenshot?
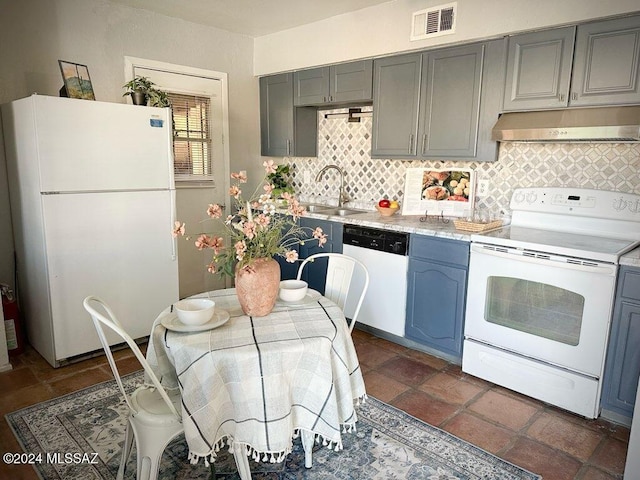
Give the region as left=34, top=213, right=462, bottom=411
left=491, top=106, right=640, bottom=142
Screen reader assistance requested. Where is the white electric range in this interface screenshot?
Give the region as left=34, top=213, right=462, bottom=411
left=463, top=188, right=640, bottom=418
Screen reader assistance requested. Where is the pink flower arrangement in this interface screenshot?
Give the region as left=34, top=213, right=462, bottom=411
left=173, top=161, right=327, bottom=277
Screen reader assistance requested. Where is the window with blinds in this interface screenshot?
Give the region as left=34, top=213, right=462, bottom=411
left=167, top=92, right=214, bottom=182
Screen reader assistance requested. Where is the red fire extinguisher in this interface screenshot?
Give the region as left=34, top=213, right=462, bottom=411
left=1, top=284, right=24, bottom=356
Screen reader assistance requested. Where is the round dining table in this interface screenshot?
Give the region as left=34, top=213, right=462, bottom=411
left=145, top=287, right=366, bottom=478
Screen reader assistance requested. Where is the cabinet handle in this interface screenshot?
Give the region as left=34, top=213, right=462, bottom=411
left=571, top=92, right=578, bottom=101
left=421, top=134, right=427, bottom=155
left=409, top=134, right=414, bottom=153
left=323, top=96, right=327, bottom=102
left=286, top=139, right=291, bottom=156
left=559, top=93, right=566, bottom=102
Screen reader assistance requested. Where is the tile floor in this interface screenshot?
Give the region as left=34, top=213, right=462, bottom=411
left=0, top=330, right=631, bottom=480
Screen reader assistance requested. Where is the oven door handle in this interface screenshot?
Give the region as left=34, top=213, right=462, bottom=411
left=471, top=244, right=617, bottom=275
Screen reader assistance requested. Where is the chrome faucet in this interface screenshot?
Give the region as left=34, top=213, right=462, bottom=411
left=315, top=164, right=350, bottom=207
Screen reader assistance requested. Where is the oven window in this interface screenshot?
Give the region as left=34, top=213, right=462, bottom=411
left=485, top=277, right=585, bottom=345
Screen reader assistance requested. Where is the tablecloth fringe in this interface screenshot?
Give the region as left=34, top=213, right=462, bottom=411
left=187, top=420, right=367, bottom=467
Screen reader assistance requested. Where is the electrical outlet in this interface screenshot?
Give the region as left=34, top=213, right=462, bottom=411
left=303, top=171, right=311, bottom=184
left=477, top=179, right=489, bottom=196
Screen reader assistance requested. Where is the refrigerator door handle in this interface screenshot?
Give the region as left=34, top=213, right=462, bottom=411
left=171, top=189, right=178, bottom=261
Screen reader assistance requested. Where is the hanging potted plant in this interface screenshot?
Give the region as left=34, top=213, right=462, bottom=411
left=122, top=76, right=154, bottom=106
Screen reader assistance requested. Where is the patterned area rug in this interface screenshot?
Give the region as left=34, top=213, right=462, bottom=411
left=6, top=371, right=541, bottom=479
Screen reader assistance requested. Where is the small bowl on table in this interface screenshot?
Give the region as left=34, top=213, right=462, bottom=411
left=279, top=280, right=308, bottom=302
left=375, top=204, right=400, bottom=217
left=175, top=298, right=215, bottom=326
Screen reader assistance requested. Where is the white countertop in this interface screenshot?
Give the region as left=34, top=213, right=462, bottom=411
left=303, top=209, right=473, bottom=242
left=304, top=208, right=640, bottom=268
left=621, top=246, right=640, bottom=268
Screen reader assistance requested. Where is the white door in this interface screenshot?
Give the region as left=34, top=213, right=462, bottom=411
left=465, top=244, right=617, bottom=376
left=43, top=190, right=178, bottom=360
left=33, top=96, right=173, bottom=192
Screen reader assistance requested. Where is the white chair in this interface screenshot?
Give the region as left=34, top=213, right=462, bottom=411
left=296, top=253, right=369, bottom=468
left=296, top=253, right=370, bottom=333
left=83, top=296, right=183, bottom=480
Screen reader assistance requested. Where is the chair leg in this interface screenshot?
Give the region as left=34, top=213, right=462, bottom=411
left=232, top=443, right=252, bottom=480
left=117, top=419, right=135, bottom=480
left=301, top=430, right=314, bottom=468
left=131, top=421, right=183, bottom=480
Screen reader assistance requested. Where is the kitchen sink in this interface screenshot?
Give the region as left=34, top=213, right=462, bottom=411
left=304, top=204, right=366, bottom=216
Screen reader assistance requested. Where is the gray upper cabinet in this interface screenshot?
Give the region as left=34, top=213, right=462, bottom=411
left=503, top=27, right=575, bottom=111
left=371, top=54, right=422, bottom=157
left=419, top=44, right=484, bottom=158
left=503, top=15, right=640, bottom=111
left=372, top=41, right=502, bottom=161
left=294, top=60, right=373, bottom=106
left=260, top=73, right=317, bottom=157
left=571, top=15, right=640, bottom=107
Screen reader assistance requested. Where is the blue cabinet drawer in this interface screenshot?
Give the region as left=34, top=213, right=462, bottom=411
left=409, top=235, right=469, bottom=266
left=621, top=269, right=640, bottom=302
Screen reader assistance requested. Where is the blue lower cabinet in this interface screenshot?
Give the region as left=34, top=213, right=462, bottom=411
left=405, top=235, right=469, bottom=360
left=298, top=218, right=343, bottom=295
left=601, top=266, right=640, bottom=422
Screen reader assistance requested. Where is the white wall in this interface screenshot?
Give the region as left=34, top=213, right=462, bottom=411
left=0, top=0, right=263, bottom=292
left=254, top=0, right=640, bottom=75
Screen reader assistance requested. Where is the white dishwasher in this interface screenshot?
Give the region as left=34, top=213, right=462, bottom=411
left=342, top=225, right=409, bottom=337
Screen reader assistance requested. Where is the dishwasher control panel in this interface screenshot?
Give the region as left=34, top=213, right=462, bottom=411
left=343, top=225, right=409, bottom=255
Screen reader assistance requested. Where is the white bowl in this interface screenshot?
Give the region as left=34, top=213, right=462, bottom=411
left=279, top=280, right=308, bottom=302
left=175, top=298, right=215, bottom=326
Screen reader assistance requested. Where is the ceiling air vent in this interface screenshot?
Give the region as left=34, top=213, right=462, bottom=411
left=411, top=2, right=457, bottom=41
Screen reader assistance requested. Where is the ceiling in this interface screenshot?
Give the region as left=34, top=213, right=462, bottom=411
left=110, top=0, right=392, bottom=37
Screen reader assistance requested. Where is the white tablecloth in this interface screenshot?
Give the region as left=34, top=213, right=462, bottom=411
left=145, top=288, right=367, bottom=465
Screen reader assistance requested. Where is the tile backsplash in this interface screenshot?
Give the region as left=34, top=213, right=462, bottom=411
left=288, top=107, right=640, bottom=216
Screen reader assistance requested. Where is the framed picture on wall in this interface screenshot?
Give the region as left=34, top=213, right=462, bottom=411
left=58, top=60, right=95, bottom=100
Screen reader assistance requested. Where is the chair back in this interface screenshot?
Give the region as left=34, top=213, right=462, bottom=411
left=83, top=296, right=181, bottom=419
left=296, top=253, right=369, bottom=332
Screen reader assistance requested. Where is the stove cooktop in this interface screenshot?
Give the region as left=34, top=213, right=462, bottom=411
left=471, top=188, right=640, bottom=263
left=472, top=226, right=640, bottom=263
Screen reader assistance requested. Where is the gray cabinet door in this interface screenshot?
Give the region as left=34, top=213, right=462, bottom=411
left=602, top=266, right=640, bottom=421
left=419, top=44, right=483, bottom=158
left=571, top=15, right=640, bottom=106
left=371, top=54, right=422, bottom=157
left=260, top=73, right=294, bottom=156
left=503, top=27, right=575, bottom=111
left=294, top=61, right=373, bottom=106
left=331, top=60, right=373, bottom=103
left=293, top=67, right=330, bottom=106
left=298, top=218, right=343, bottom=294
left=260, top=73, right=317, bottom=157
left=405, top=236, right=469, bottom=360
left=474, top=38, right=506, bottom=163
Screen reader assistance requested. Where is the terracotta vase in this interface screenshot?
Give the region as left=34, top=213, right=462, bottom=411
left=235, top=258, right=281, bottom=317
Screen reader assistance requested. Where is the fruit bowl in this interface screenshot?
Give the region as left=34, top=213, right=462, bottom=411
left=375, top=205, right=400, bottom=217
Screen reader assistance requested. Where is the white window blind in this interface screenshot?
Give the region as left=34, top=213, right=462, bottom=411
left=168, top=92, right=214, bottom=182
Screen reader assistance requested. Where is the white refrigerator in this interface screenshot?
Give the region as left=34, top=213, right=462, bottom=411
left=1, top=95, right=179, bottom=367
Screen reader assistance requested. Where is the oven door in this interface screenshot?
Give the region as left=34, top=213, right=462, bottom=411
left=464, top=243, right=617, bottom=377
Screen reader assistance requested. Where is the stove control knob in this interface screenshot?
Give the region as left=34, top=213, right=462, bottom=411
left=612, top=197, right=627, bottom=211
left=525, top=192, right=538, bottom=204
left=513, top=191, right=526, bottom=204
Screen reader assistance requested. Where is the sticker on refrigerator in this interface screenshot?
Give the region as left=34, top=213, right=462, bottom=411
left=149, top=118, right=164, bottom=128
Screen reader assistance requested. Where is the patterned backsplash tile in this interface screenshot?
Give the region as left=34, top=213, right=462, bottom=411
left=287, top=107, right=640, bottom=216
